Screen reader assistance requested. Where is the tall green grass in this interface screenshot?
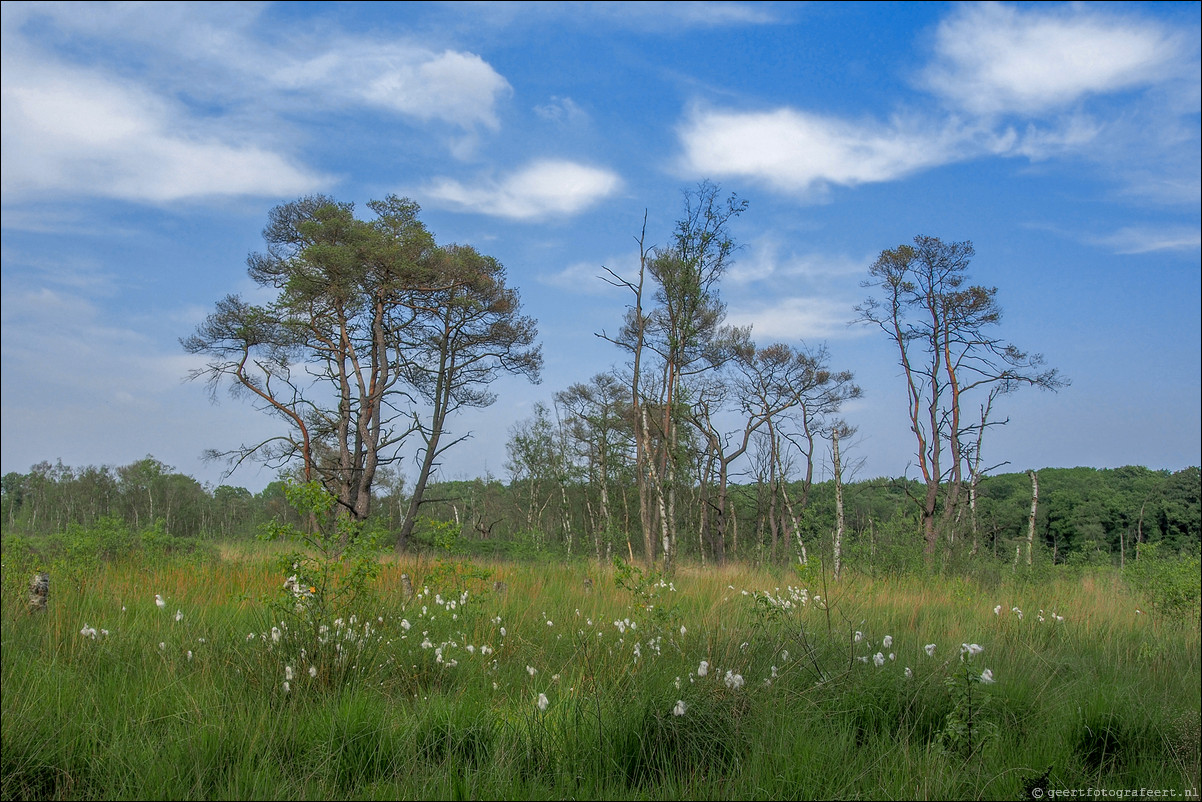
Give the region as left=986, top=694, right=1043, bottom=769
left=2, top=548, right=1198, bottom=800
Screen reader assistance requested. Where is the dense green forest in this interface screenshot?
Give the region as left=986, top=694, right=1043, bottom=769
left=3, top=455, right=1197, bottom=571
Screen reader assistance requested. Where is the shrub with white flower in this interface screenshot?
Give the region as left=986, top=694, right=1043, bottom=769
left=960, top=643, right=984, bottom=660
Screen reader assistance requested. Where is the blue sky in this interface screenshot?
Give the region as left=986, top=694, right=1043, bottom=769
left=2, top=1, right=1199, bottom=492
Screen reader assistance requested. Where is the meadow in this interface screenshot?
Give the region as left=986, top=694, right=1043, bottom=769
left=2, top=545, right=1199, bottom=801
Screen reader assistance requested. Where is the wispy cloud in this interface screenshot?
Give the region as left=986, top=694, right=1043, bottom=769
left=534, top=96, right=589, bottom=126
left=922, top=3, right=1190, bottom=117
left=677, top=106, right=983, bottom=197
left=271, top=42, right=512, bottom=129
left=726, top=295, right=863, bottom=342
left=1096, top=225, right=1202, bottom=255
left=0, top=2, right=515, bottom=205
left=677, top=4, right=1198, bottom=204
left=424, top=160, right=622, bottom=220
left=0, top=55, right=327, bottom=203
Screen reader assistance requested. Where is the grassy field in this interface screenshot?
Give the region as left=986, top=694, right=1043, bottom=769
left=2, top=547, right=1199, bottom=801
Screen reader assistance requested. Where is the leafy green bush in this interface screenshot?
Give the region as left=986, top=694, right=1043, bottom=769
left=1123, top=542, right=1202, bottom=619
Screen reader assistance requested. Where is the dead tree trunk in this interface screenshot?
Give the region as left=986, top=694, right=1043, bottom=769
left=1026, top=469, right=1039, bottom=566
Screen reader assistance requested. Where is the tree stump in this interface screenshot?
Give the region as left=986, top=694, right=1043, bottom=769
left=400, top=573, right=415, bottom=601
left=29, top=572, right=49, bottom=613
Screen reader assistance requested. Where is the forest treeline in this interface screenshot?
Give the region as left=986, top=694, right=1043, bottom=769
left=2, top=456, right=1197, bottom=571
left=5, top=187, right=1197, bottom=575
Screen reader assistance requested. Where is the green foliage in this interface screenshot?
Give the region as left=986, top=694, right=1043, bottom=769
left=1123, top=542, right=1202, bottom=620
left=611, top=556, right=680, bottom=635
left=937, top=649, right=998, bottom=758
left=256, top=480, right=388, bottom=688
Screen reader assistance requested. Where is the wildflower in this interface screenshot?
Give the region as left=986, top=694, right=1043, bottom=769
left=1012, top=606, right=1024, bottom=620
left=697, top=660, right=709, bottom=677
left=537, top=693, right=549, bottom=711
left=546, top=620, right=554, bottom=627
left=247, top=632, right=256, bottom=641
left=400, top=619, right=411, bottom=631
left=285, top=666, right=294, bottom=681
left=680, top=625, right=687, bottom=636
left=500, top=627, right=507, bottom=637
left=854, top=630, right=863, bottom=643
left=100, top=629, right=109, bottom=637
left=873, top=652, right=885, bottom=668
left=527, top=665, right=538, bottom=677
left=904, top=667, right=913, bottom=678
left=674, top=676, right=682, bottom=689
left=159, top=642, right=166, bottom=651
left=466, top=645, right=476, bottom=654
left=155, top=594, right=166, bottom=609
left=994, top=605, right=1002, bottom=615
left=420, top=638, right=433, bottom=649
left=80, top=624, right=97, bottom=639
left=980, top=668, right=995, bottom=684
left=858, top=656, right=869, bottom=663
left=960, top=643, right=984, bottom=660
left=187, top=650, right=193, bottom=661
left=724, top=670, right=745, bottom=690
left=282, top=681, right=290, bottom=693
left=673, top=700, right=688, bottom=716
left=552, top=674, right=560, bottom=682
left=889, top=653, right=896, bottom=661
left=309, top=666, right=317, bottom=678
left=882, top=635, right=893, bottom=648
left=781, top=650, right=789, bottom=661
left=175, top=609, right=183, bottom=623
left=925, top=643, right=936, bottom=657
left=271, top=626, right=281, bottom=644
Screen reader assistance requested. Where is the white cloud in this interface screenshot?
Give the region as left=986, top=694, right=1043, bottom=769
left=677, top=106, right=980, bottom=196
left=0, top=58, right=327, bottom=203
left=923, top=3, right=1188, bottom=117
left=424, top=160, right=622, bottom=220
left=726, top=296, right=862, bottom=342
left=0, top=3, right=514, bottom=207
left=273, top=44, right=512, bottom=130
